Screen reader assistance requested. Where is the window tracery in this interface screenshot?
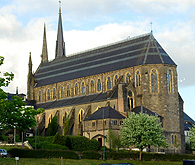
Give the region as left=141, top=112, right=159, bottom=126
left=127, top=90, right=134, bottom=110
left=81, top=82, right=85, bottom=94
left=91, top=80, right=95, bottom=92
left=136, top=70, right=141, bottom=86
left=97, top=79, right=101, bottom=91
left=67, top=85, right=70, bottom=97
left=107, top=77, right=111, bottom=90
left=168, top=70, right=173, bottom=93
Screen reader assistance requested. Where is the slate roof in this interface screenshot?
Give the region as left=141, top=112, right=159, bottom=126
left=34, top=32, right=176, bottom=87
left=184, top=112, right=195, bottom=124
left=85, top=106, right=126, bottom=121
left=184, top=112, right=195, bottom=131
left=130, top=106, right=162, bottom=117
left=36, top=92, right=117, bottom=110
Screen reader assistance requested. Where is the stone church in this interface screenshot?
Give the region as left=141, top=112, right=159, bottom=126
left=27, top=7, right=185, bottom=152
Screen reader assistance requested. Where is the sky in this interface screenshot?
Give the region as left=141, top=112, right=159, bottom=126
left=0, top=0, right=195, bottom=120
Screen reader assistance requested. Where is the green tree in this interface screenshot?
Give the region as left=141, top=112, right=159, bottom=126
left=0, top=56, right=14, bottom=87
left=120, top=112, right=168, bottom=160
left=107, top=129, right=121, bottom=152
left=0, top=56, right=44, bottom=137
left=47, top=115, right=58, bottom=136
left=0, top=95, right=44, bottom=131
left=189, top=125, right=195, bottom=149
left=63, top=116, right=70, bottom=135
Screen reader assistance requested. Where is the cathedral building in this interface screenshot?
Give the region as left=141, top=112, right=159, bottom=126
left=27, top=7, right=185, bottom=152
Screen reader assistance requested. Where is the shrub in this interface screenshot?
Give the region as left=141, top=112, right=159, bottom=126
left=68, top=136, right=99, bottom=151
left=39, top=141, right=68, bottom=150
left=52, top=133, right=67, bottom=146
left=8, top=148, right=79, bottom=159
left=81, top=151, right=101, bottom=159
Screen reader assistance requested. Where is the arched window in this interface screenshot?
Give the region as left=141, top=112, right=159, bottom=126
left=79, top=109, right=84, bottom=122
left=136, top=70, right=141, bottom=87
left=97, top=79, right=101, bottom=91
left=81, top=82, right=85, bottom=94
left=168, top=70, right=173, bottom=93
left=107, top=77, right=111, bottom=90
left=67, top=85, right=70, bottom=97
left=126, top=73, right=130, bottom=83
left=63, top=112, right=68, bottom=124
left=39, top=91, right=42, bottom=102
left=61, top=86, right=64, bottom=98
left=127, top=90, right=134, bottom=110
left=114, top=75, right=118, bottom=85
left=75, top=83, right=79, bottom=95
left=151, top=69, right=158, bottom=92
left=53, top=88, right=56, bottom=99
left=91, top=80, right=94, bottom=92
left=47, top=89, right=50, bottom=100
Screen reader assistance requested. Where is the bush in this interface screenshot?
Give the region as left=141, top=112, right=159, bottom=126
left=81, top=151, right=101, bottom=159
left=8, top=148, right=79, bottom=159
left=53, top=134, right=99, bottom=151
left=27, top=136, right=54, bottom=149
left=52, top=133, right=67, bottom=146
left=68, top=136, right=99, bottom=151
left=39, top=141, right=68, bottom=150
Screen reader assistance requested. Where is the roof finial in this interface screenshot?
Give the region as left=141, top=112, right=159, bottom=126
left=150, top=22, right=153, bottom=33
left=59, top=1, right=61, bottom=14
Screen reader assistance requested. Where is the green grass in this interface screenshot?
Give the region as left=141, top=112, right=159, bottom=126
left=0, top=158, right=182, bottom=165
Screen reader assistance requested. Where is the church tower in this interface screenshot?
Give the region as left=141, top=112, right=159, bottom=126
left=55, top=4, right=65, bottom=59
left=27, top=52, right=34, bottom=100
left=41, top=24, right=48, bottom=63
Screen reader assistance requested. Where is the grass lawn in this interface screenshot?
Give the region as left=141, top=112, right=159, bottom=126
left=0, top=158, right=183, bottom=165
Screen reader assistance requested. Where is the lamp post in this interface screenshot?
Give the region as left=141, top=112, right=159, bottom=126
left=103, top=107, right=105, bottom=160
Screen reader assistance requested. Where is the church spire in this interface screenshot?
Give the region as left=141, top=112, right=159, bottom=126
left=55, top=2, right=65, bottom=59
left=28, top=52, right=32, bottom=74
left=41, top=23, right=48, bottom=63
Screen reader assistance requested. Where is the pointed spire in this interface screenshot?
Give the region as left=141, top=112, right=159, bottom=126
left=28, top=52, right=32, bottom=74
left=55, top=1, right=65, bottom=59
left=41, top=23, right=48, bottom=63
left=16, top=87, right=18, bottom=95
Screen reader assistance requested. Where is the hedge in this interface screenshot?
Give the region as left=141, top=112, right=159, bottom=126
left=81, top=151, right=101, bottom=159
left=105, top=151, right=195, bottom=161
left=53, top=134, right=100, bottom=151
left=8, top=149, right=79, bottom=159
left=38, top=141, right=69, bottom=150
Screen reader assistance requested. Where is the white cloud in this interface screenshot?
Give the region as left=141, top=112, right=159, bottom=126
left=0, top=0, right=194, bottom=97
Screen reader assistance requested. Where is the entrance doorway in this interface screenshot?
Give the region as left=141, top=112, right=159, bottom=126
left=98, top=138, right=102, bottom=147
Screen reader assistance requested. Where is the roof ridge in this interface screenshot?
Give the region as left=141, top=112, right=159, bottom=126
left=67, top=32, right=151, bottom=58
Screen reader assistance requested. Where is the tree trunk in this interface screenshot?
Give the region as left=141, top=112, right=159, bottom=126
left=139, top=149, right=142, bottom=160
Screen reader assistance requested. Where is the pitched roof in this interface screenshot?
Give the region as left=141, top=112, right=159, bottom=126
left=130, top=106, right=162, bottom=117
left=35, top=32, right=176, bottom=87
left=184, top=112, right=195, bottom=124
left=85, top=106, right=126, bottom=121
left=36, top=92, right=117, bottom=110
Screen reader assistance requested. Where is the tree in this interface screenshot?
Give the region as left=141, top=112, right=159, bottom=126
left=0, top=56, right=44, bottom=138
left=46, top=115, right=58, bottom=136
left=107, top=129, right=121, bottom=152
left=189, top=125, right=195, bottom=149
left=0, top=95, right=44, bottom=132
left=0, top=56, right=14, bottom=88
left=120, top=112, right=168, bottom=160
